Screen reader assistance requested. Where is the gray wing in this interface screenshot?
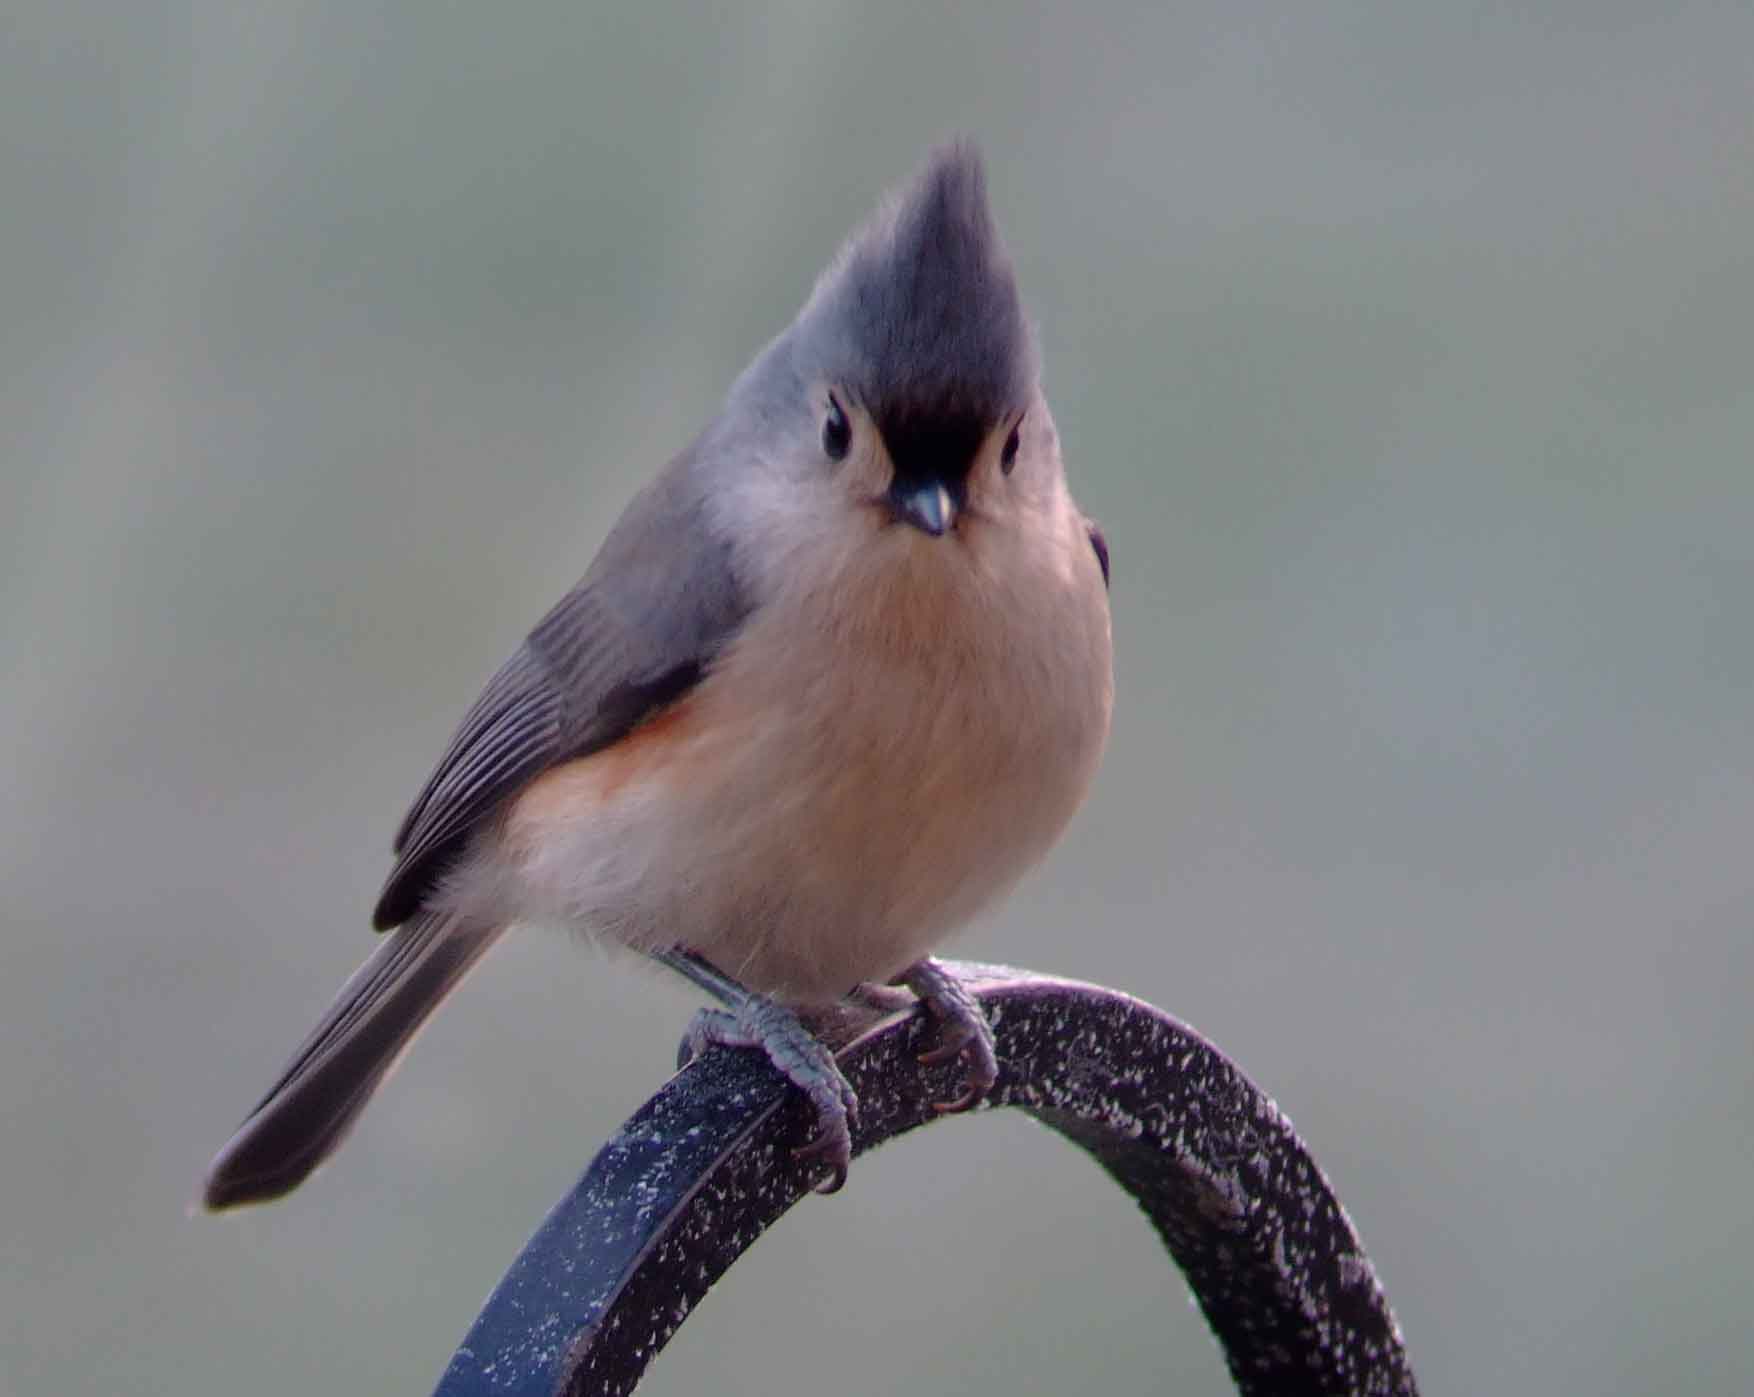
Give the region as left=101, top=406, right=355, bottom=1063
left=372, top=452, right=748, bottom=930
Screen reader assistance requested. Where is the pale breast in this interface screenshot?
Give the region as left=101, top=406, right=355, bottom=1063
left=491, top=508, right=1112, bottom=1003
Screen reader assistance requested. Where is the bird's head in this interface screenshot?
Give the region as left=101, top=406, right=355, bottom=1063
left=721, top=144, right=1071, bottom=570
left=790, top=139, right=1044, bottom=546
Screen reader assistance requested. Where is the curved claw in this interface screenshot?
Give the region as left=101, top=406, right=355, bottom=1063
left=930, top=1077, right=986, bottom=1115
left=897, top=958, right=1001, bottom=1113
left=793, top=1118, right=853, bottom=1194
left=793, top=1070, right=859, bottom=1192
left=924, top=1037, right=998, bottom=1112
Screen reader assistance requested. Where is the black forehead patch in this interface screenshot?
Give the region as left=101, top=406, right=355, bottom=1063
left=877, top=401, right=990, bottom=488
left=799, top=142, right=1036, bottom=444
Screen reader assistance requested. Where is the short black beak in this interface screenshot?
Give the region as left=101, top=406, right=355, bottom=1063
left=888, top=479, right=958, bottom=536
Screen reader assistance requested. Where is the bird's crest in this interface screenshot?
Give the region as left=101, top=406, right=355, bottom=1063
left=798, top=142, right=1036, bottom=468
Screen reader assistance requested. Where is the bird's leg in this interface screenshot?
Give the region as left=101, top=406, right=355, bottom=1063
left=891, top=957, right=999, bottom=1113
left=656, top=949, right=860, bottom=1194
left=655, top=947, right=750, bottom=1009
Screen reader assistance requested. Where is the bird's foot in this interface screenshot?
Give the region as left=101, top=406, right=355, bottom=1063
left=682, top=997, right=860, bottom=1194
left=846, top=980, right=918, bottom=1014
left=893, top=957, right=999, bottom=1113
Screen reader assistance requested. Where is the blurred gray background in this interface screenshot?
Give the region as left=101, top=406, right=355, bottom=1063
left=4, top=2, right=1751, bottom=1393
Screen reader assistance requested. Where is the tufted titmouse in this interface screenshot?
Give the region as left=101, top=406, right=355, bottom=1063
left=202, top=142, right=1112, bottom=1208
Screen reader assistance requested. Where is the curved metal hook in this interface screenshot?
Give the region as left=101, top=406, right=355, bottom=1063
left=435, top=963, right=1418, bottom=1396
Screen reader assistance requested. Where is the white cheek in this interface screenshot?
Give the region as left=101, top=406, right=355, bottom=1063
left=713, top=450, right=879, bottom=603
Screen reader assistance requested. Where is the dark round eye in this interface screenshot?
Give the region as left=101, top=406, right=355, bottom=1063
left=1000, top=423, right=1021, bottom=474
left=822, top=395, right=851, bottom=461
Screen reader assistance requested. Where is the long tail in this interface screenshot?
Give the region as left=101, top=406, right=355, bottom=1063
left=202, top=915, right=506, bottom=1210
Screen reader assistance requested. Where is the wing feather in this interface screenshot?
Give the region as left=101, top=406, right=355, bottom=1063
left=371, top=450, right=747, bottom=929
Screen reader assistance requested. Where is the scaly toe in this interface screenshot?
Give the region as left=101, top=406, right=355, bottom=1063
left=917, top=1030, right=973, bottom=1067
left=686, top=990, right=860, bottom=1193
left=896, top=958, right=1000, bottom=1114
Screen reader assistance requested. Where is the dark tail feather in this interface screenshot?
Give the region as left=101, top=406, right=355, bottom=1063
left=202, top=916, right=505, bottom=1210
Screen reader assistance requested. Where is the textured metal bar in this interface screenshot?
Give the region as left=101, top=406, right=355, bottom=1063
left=434, top=963, right=1418, bottom=1395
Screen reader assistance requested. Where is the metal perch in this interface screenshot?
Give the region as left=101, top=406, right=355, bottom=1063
left=434, top=962, right=1418, bottom=1396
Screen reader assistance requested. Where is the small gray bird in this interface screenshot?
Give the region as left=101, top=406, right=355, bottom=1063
left=203, top=142, right=1112, bottom=1208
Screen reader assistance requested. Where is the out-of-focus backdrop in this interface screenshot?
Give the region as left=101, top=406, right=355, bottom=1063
left=5, top=3, right=1752, bottom=1393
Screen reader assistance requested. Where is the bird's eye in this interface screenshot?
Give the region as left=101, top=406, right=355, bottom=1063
left=822, top=395, right=851, bottom=461
left=1000, top=423, right=1021, bottom=475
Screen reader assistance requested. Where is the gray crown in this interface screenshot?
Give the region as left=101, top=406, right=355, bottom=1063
left=796, top=142, right=1037, bottom=483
